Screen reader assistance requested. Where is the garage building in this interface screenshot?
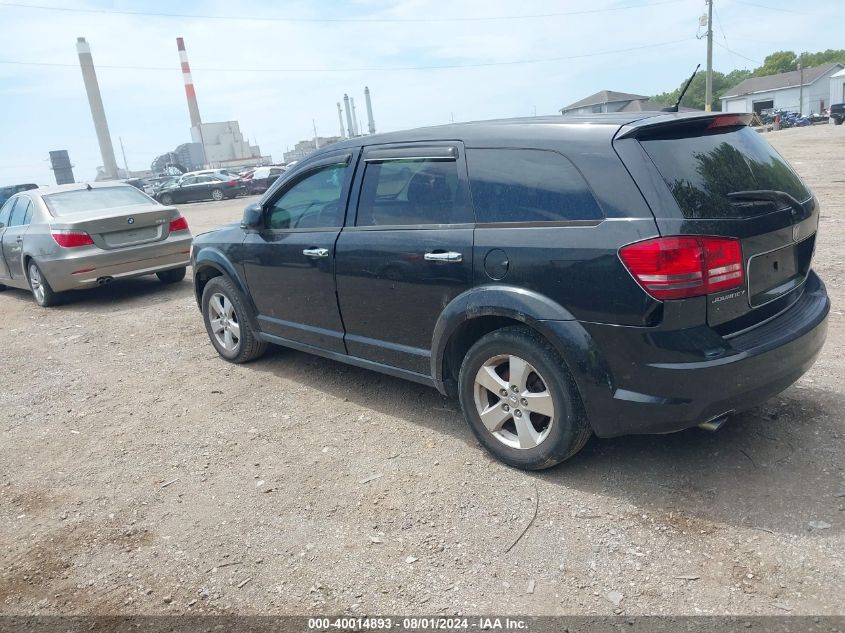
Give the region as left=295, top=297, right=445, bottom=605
left=720, top=63, right=843, bottom=116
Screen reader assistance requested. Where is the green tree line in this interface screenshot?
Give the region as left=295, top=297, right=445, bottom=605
left=652, top=49, right=845, bottom=111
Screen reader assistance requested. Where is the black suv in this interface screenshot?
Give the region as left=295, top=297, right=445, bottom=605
left=191, top=112, right=829, bottom=470
left=829, top=103, right=844, bottom=125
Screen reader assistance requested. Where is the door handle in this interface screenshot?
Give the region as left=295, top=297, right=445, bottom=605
left=302, top=247, right=329, bottom=258
left=424, top=251, right=463, bottom=263
left=16, top=236, right=24, bottom=243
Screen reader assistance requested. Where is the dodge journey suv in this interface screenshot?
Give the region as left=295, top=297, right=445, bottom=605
left=191, top=112, right=829, bottom=470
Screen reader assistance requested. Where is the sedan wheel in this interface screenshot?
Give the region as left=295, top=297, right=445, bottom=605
left=160, top=194, right=173, bottom=205
left=28, top=262, right=58, bottom=307
left=473, top=354, right=555, bottom=450
left=211, top=188, right=224, bottom=201
left=208, top=292, right=241, bottom=353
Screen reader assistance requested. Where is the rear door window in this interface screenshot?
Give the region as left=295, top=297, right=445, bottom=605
left=356, top=157, right=472, bottom=226
left=640, top=125, right=811, bottom=219
left=466, top=148, right=603, bottom=224
left=0, top=197, right=15, bottom=225
left=8, top=197, right=30, bottom=226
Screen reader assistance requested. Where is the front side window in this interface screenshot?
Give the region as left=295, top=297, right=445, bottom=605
left=266, top=163, right=346, bottom=230
left=357, top=158, right=471, bottom=226
left=0, top=197, right=15, bottom=226
left=467, top=149, right=603, bottom=223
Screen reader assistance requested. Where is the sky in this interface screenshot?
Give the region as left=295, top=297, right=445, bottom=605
left=0, top=0, right=840, bottom=185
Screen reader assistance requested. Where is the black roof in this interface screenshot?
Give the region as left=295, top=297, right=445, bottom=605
left=316, top=112, right=723, bottom=157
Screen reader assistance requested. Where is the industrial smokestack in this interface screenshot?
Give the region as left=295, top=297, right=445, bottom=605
left=76, top=37, right=119, bottom=180
left=176, top=37, right=202, bottom=129
left=336, top=102, right=346, bottom=139
left=343, top=94, right=354, bottom=138
left=350, top=97, right=359, bottom=136
left=364, top=86, right=376, bottom=134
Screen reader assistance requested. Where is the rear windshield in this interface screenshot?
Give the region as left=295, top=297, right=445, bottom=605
left=43, top=186, right=152, bottom=216
left=640, top=126, right=810, bottom=219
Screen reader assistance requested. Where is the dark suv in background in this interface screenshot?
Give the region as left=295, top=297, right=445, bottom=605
left=191, top=112, right=829, bottom=470
left=829, top=103, right=844, bottom=125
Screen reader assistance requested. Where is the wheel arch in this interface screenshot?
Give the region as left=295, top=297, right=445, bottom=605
left=193, top=248, right=260, bottom=330
left=431, top=286, right=614, bottom=415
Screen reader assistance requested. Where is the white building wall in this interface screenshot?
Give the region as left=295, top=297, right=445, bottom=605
left=190, top=120, right=261, bottom=165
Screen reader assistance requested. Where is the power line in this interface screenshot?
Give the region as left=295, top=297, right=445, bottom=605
left=731, top=0, right=802, bottom=13
left=714, top=41, right=761, bottom=65
left=0, top=38, right=694, bottom=73
left=0, top=0, right=688, bottom=23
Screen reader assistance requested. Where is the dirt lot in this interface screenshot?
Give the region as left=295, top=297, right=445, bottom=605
left=1, top=125, right=843, bottom=617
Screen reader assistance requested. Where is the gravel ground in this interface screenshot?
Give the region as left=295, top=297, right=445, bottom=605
left=1, top=124, right=843, bottom=617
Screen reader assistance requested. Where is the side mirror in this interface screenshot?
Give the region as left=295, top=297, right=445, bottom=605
left=241, top=202, right=263, bottom=230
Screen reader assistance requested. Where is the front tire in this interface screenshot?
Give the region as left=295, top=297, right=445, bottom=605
left=156, top=267, right=186, bottom=284
left=159, top=193, right=174, bottom=205
left=27, top=261, right=59, bottom=307
left=201, top=276, right=267, bottom=363
left=211, top=188, right=224, bottom=201
left=458, top=326, right=591, bottom=470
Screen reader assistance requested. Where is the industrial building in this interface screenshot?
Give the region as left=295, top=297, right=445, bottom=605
left=283, top=137, right=342, bottom=164
left=720, top=63, right=844, bottom=115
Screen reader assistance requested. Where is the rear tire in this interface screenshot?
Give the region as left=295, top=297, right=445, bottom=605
left=835, top=118, right=843, bottom=126
left=201, top=276, right=267, bottom=363
left=211, top=188, right=224, bottom=201
left=159, top=193, right=174, bottom=205
left=27, top=261, right=59, bottom=307
left=156, top=267, right=186, bottom=284
left=458, top=326, right=591, bottom=470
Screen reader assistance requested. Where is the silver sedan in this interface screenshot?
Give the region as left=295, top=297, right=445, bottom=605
left=0, top=182, right=193, bottom=306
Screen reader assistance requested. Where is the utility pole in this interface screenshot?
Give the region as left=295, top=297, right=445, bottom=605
left=704, top=0, right=714, bottom=112
left=313, top=119, right=319, bottom=149
left=798, top=59, right=804, bottom=116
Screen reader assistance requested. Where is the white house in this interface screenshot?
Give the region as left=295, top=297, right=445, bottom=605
left=831, top=67, right=845, bottom=106
left=560, top=90, right=696, bottom=115
left=720, top=63, right=843, bottom=115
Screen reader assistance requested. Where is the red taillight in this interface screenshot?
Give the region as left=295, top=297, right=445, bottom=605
left=619, top=236, right=744, bottom=300
left=52, top=231, right=94, bottom=248
left=169, top=216, right=189, bottom=232
left=707, top=114, right=746, bottom=129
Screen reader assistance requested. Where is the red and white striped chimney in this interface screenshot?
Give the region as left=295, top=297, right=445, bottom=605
left=176, top=37, right=202, bottom=129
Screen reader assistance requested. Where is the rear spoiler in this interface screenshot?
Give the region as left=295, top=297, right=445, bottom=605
left=615, top=112, right=753, bottom=140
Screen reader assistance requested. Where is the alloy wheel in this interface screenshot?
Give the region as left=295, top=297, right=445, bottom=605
left=211, top=189, right=224, bottom=201
left=29, top=264, right=45, bottom=304
left=473, top=354, right=555, bottom=450
left=208, top=292, right=241, bottom=352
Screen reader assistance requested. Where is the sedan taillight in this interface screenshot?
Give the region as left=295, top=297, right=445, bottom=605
left=619, top=236, right=744, bottom=300
left=52, top=231, right=94, bottom=248
left=169, top=216, right=189, bottom=232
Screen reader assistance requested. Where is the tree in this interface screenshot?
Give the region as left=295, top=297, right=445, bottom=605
left=652, top=70, right=733, bottom=111
left=753, top=51, right=797, bottom=76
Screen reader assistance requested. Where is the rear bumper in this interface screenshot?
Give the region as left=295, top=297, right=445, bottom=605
left=38, top=236, right=192, bottom=292
left=546, top=271, right=829, bottom=438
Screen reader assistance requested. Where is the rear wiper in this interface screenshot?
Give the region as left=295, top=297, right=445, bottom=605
left=727, top=190, right=806, bottom=216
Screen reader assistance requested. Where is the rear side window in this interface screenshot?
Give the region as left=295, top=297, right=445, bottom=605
left=0, top=197, right=14, bottom=225
left=640, top=125, right=811, bottom=219
left=357, top=158, right=472, bottom=226
left=466, top=149, right=603, bottom=224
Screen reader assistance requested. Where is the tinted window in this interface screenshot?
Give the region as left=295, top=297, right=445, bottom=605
left=0, top=197, right=14, bottom=225
left=181, top=177, right=197, bottom=185
left=43, top=187, right=151, bottom=216
left=357, top=158, right=471, bottom=226
left=266, top=163, right=346, bottom=230
left=466, top=149, right=603, bottom=223
left=640, top=125, right=811, bottom=219
left=8, top=198, right=31, bottom=226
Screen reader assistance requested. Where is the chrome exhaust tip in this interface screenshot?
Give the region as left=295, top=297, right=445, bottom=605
left=698, top=413, right=732, bottom=432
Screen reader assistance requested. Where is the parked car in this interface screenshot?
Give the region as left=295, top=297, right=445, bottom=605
left=156, top=173, right=245, bottom=205
left=191, top=112, right=829, bottom=470
left=829, top=103, right=844, bottom=125
left=0, top=183, right=38, bottom=207
left=247, top=166, right=286, bottom=194
left=0, top=182, right=192, bottom=306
